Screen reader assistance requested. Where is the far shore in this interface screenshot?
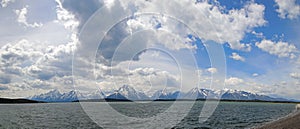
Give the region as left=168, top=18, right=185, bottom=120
left=0, top=98, right=43, bottom=104
left=75, top=98, right=300, bottom=104
left=1, top=97, right=300, bottom=104
left=255, top=104, right=300, bottom=129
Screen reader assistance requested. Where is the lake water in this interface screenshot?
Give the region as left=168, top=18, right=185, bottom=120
left=0, top=101, right=296, bottom=128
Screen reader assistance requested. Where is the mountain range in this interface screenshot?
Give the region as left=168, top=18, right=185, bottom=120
left=29, top=89, right=107, bottom=102
left=29, top=85, right=293, bottom=102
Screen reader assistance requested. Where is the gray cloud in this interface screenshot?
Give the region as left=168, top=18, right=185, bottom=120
left=97, top=22, right=131, bottom=62
left=0, top=40, right=43, bottom=76
left=0, top=86, right=9, bottom=90
left=0, top=76, right=11, bottom=84
left=59, top=0, right=103, bottom=29
left=1, top=0, right=297, bottom=100
left=23, top=79, right=50, bottom=89
left=0, top=37, right=75, bottom=95
left=290, top=72, right=300, bottom=79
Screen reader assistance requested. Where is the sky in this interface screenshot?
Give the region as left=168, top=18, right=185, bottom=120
left=0, top=0, right=299, bottom=99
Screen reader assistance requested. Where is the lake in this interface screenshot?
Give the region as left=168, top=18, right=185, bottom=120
left=0, top=101, right=296, bottom=128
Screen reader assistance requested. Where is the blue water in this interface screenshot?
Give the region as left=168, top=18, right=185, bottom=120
left=0, top=101, right=296, bottom=128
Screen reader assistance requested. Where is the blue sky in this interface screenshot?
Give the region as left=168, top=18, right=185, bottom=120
left=0, top=0, right=299, bottom=99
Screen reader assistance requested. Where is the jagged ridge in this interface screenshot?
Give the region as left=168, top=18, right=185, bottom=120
left=29, top=86, right=292, bottom=102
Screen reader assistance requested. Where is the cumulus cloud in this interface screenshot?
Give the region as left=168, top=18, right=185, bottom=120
left=207, top=67, right=218, bottom=74
left=92, top=48, right=187, bottom=94
left=115, top=0, right=266, bottom=51
left=70, top=0, right=268, bottom=95
left=57, top=0, right=103, bottom=29
left=275, top=0, right=300, bottom=20
left=29, top=43, right=75, bottom=80
left=128, top=67, right=180, bottom=89
left=0, top=37, right=76, bottom=96
left=23, top=79, right=51, bottom=89
left=0, top=39, right=43, bottom=76
left=126, top=15, right=198, bottom=50
left=0, top=74, right=11, bottom=84
left=229, top=52, right=245, bottom=62
left=96, top=66, right=180, bottom=94
left=74, top=0, right=267, bottom=60
left=255, top=39, right=298, bottom=58
left=225, top=77, right=244, bottom=86
left=15, top=6, right=43, bottom=28
left=290, top=72, right=300, bottom=79
left=1, top=0, right=14, bottom=7
left=0, top=1, right=82, bottom=97
left=251, top=31, right=264, bottom=39
left=252, top=73, right=259, bottom=77
left=55, top=0, right=79, bottom=31
left=0, top=86, right=9, bottom=90
left=2, top=0, right=297, bottom=99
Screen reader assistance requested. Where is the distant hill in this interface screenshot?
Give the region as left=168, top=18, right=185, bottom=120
left=27, top=86, right=298, bottom=102
left=0, top=98, right=42, bottom=103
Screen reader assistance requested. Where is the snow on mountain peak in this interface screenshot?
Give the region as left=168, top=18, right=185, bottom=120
left=30, top=90, right=82, bottom=102
left=112, top=85, right=149, bottom=100
left=29, top=87, right=292, bottom=102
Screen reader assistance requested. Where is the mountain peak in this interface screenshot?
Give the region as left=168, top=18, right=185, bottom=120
left=151, top=89, right=181, bottom=100
left=118, top=85, right=136, bottom=92
left=28, top=87, right=295, bottom=102
left=30, top=89, right=78, bottom=102
left=48, top=89, right=61, bottom=94
left=107, top=85, right=149, bottom=100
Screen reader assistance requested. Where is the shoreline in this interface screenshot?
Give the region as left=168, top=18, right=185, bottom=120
left=255, top=104, right=300, bottom=129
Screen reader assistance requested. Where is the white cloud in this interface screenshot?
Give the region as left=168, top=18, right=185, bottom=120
left=255, top=39, right=298, bottom=58
left=124, top=14, right=198, bottom=51
left=0, top=1, right=71, bottom=47
left=103, top=0, right=115, bottom=9
left=2, top=0, right=299, bottom=99
left=87, top=0, right=266, bottom=51
left=135, top=0, right=266, bottom=51
left=207, top=67, right=218, bottom=74
left=251, top=31, right=264, bottom=39
left=92, top=49, right=190, bottom=94
left=290, top=72, right=300, bottom=79
left=15, top=6, right=43, bottom=28
left=0, top=38, right=76, bottom=97
left=0, top=39, right=43, bottom=75
left=55, top=0, right=79, bottom=31
left=69, top=0, right=268, bottom=96
left=1, top=0, right=14, bottom=7
left=0, top=1, right=81, bottom=97
left=54, top=0, right=103, bottom=30
left=275, top=0, right=300, bottom=20
left=54, top=0, right=79, bottom=53
left=96, top=65, right=180, bottom=95
left=229, top=52, right=245, bottom=62
left=225, top=77, right=244, bottom=86
left=252, top=73, right=259, bottom=77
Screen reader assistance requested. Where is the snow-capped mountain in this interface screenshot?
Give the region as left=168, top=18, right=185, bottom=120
left=106, top=92, right=128, bottom=100
left=30, top=90, right=78, bottom=102
left=151, top=89, right=181, bottom=100
left=29, top=89, right=60, bottom=102
left=84, top=90, right=106, bottom=100
left=107, top=85, right=149, bottom=100
left=183, top=88, right=215, bottom=99
left=29, top=87, right=292, bottom=102
left=219, top=89, right=282, bottom=101
left=29, top=89, right=109, bottom=102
